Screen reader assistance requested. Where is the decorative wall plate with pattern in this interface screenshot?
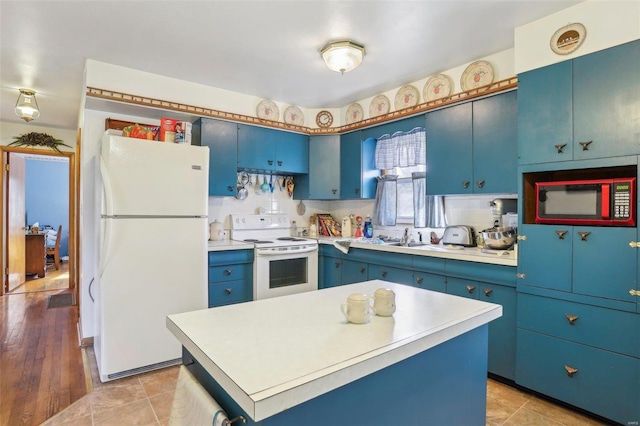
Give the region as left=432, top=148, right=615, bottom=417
left=345, top=103, right=364, bottom=125
left=315, top=110, right=333, bottom=128
left=460, top=60, right=494, bottom=91
left=369, top=94, right=390, bottom=118
left=550, top=23, right=586, bottom=55
left=394, top=85, right=420, bottom=110
left=423, top=74, right=453, bottom=101
left=256, top=99, right=279, bottom=121
left=284, top=105, right=304, bottom=126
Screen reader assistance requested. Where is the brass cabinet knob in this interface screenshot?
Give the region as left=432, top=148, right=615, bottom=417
left=267, top=160, right=274, bottom=166
left=477, top=180, right=485, bottom=188
left=277, top=160, right=283, bottom=166
left=466, top=285, right=475, bottom=293
left=555, top=143, right=567, bottom=153
left=334, top=261, right=340, bottom=268
left=224, top=269, right=232, bottom=276
left=564, top=365, right=578, bottom=377
left=381, top=271, right=388, bottom=277
left=555, top=230, right=568, bottom=240
left=565, top=314, right=579, bottom=325
left=332, top=189, right=337, bottom=194
left=354, top=188, right=360, bottom=195
left=629, top=241, right=640, bottom=248
left=630, top=289, right=640, bottom=296
left=577, top=231, right=591, bottom=241
left=462, top=181, right=470, bottom=189
left=579, top=140, right=593, bottom=151
left=517, top=235, right=527, bottom=241
left=483, top=288, right=492, bottom=296
left=225, top=288, right=232, bottom=295
left=517, top=273, right=526, bottom=279
left=227, top=185, right=235, bottom=192
left=416, top=276, right=424, bottom=284
left=360, top=267, right=366, bottom=273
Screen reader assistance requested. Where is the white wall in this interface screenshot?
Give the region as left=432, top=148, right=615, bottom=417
left=0, top=121, right=76, bottom=149
left=515, top=0, right=640, bottom=74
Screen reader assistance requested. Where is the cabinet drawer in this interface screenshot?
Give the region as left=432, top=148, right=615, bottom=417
left=208, top=280, right=249, bottom=307
left=445, top=260, right=516, bottom=287
left=518, top=293, right=639, bottom=358
left=341, top=260, right=368, bottom=285
left=368, top=265, right=413, bottom=285
left=209, top=263, right=250, bottom=283
left=516, top=329, right=639, bottom=425
left=413, top=273, right=446, bottom=292
left=446, top=277, right=480, bottom=299
left=208, top=249, right=253, bottom=266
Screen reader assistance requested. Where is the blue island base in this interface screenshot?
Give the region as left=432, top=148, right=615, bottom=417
left=183, top=324, right=489, bottom=425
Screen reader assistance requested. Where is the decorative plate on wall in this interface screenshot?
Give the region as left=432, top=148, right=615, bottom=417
left=423, top=74, right=453, bottom=101
left=460, top=60, right=495, bottom=91
left=550, top=23, right=586, bottom=55
left=256, top=99, right=279, bottom=121
left=284, top=105, right=304, bottom=126
left=369, top=94, right=390, bottom=118
left=345, top=103, right=364, bottom=124
left=315, top=110, right=333, bottom=128
left=394, top=85, right=420, bottom=110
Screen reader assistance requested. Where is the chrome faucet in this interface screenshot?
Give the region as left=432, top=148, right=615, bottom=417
left=401, top=228, right=410, bottom=246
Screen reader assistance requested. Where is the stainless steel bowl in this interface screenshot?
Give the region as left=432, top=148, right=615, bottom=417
left=481, top=227, right=517, bottom=250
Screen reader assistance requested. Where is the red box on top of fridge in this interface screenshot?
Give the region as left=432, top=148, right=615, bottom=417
left=159, top=118, right=177, bottom=142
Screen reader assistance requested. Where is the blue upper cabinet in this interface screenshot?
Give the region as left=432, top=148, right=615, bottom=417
left=361, top=115, right=425, bottom=140
left=426, top=102, right=474, bottom=195
left=192, top=118, right=238, bottom=197
left=518, top=40, right=640, bottom=165
left=340, top=131, right=379, bottom=199
left=573, top=40, right=640, bottom=160
left=473, top=91, right=518, bottom=194
left=295, top=135, right=340, bottom=199
left=237, top=124, right=309, bottom=174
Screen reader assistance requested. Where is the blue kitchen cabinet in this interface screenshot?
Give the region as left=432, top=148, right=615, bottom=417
left=207, top=249, right=254, bottom=307
left=412, top=255, right=446, bottom=292
left=294, top=135, right=340, bottom=199
left=472, top=90, right=517, bottom=194
left=341, top=259, right=369, bottom=285
left=192, top=118, right=238, bottom=197
left=237, top=124, right=309, bottom=174
left=322, top=257, right=343, bottom=288
left=517, top=61, right=573, bottom=165
left=518, top=40, right=640, bottom=165
left=517, top=329, right=639, bottom=425
left=517, top=224, right=572, bottom=292
left=481, top=282, right=517, bottom=380
left=426, top=91, right=517, bottom=195
left=361, top=114, right=425, bottom=140
left=425, top=102, right=473, bottom=195
left=340, top=131, right=379, bottom=199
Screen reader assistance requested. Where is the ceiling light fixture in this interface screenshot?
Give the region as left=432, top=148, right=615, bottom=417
left=15, top=88, right=40, bottom=122
left=320, top=40, right=366, bottom=74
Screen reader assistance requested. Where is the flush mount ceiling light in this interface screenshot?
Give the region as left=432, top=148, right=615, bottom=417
left=15, top=88, right=40, bottom=122
left=320, top=40, right=366, bottom=74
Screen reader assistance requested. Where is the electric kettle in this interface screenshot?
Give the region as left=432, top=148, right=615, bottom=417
left=209, top=220, right=225, bottom=241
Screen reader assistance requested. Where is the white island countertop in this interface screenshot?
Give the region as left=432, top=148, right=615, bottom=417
left=167, top=280, right=502, bottom=422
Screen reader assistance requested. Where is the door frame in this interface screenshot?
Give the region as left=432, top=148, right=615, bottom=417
left=1, top=144, right=78, bottom=300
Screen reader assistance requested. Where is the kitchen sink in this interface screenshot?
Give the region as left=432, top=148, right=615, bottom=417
left=384, top=242, right=427, bottom=247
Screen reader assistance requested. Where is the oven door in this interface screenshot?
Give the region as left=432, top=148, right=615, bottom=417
left=254, top=244, right=318, bottom=300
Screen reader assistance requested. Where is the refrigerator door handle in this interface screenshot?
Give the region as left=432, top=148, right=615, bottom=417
left=100, top=157, right=113, bottom=216
left=99, top=157, right=113, bottom=277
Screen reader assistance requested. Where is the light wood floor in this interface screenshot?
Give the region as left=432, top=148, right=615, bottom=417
left=0, top=262, right=88, bottom=426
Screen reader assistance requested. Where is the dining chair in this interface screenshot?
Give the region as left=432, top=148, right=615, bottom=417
left=46, top=225, right=62, bottom=270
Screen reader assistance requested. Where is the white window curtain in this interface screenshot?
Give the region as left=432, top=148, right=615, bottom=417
left=372, top=175, right=398, bottom=226
left=375, top=127, right=426, bottom=170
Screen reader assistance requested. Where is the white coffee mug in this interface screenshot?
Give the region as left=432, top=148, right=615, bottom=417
left=373, top=288, right=396, bottom=317
left=341, top=293, right=373, bottom=324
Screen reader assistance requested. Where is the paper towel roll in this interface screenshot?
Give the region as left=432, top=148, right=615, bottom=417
left=169, top=365, right=229, bottom=426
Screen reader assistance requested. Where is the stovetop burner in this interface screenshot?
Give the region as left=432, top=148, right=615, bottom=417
left=243, top=239, right=274, bottom=244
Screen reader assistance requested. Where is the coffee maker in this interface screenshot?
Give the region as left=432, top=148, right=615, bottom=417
left=489, top=198, right=517, bottom=228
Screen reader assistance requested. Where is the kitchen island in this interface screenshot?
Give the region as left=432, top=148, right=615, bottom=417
left=167, top=280, right=502, bottom=425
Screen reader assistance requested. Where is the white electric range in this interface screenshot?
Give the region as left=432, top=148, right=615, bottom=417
left=230, top=214, right=318, bottom=300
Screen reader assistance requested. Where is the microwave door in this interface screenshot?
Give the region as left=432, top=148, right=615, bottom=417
left=537, top=183, right=604, bottom=223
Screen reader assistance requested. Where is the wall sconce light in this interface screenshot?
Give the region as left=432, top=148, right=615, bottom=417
left=15, top=88, right=41, bottom=122
left=320, top=40, right=366, bottom=74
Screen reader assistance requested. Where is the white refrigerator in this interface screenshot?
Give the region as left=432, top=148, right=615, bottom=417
left=95, top=133, right=209, bottom=382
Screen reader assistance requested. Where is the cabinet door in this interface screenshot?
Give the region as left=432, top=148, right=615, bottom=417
left=341, top=260, right=369, bottom=285
left=426, top=103, right=473, bottom=195
left=192, top=118, right=238, bottom=197
left=517, top=61, right=573, bottom=165
left=573, top=40, right=640, bottom=160
left=472, top=91, right=518, bottom=194
left=276, top=131, right=309, bottom=174
left=517, top=225, right=572, bottom=291
left=340, top=131, right=378, bottom=199
left=482, top=283, right=517, bottom=380
left=322, top=258, right=342, bottom=288
left=307, top=135, right=340, bottom=199
left=572, top=227, right=637, bottom=302
left=237, top=124, right=276, bottom=170
left=445, top=277, right=480, bottom=299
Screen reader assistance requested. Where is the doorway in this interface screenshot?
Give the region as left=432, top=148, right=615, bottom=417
left=1, top=145, right=77, bottom=300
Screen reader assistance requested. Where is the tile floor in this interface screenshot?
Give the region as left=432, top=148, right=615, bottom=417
left=42, top=347, right=608, bottom=426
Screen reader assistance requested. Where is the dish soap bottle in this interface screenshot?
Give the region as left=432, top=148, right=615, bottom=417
left=363, top=214, right=373, bottom=239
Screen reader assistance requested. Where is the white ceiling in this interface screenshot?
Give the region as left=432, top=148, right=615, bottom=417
left=1, top=1, right=583, bottom=130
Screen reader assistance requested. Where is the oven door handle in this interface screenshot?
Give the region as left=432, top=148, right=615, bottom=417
left=256, top=246, right=318, bottom=256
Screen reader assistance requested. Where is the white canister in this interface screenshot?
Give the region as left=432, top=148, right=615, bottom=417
left=341, top=293, right=373, bottom=324
left=341, top=216, right=352, bottom=238
left=209, top=220, right=225, bottom=241
left=373, top=288, right=396, bottom=317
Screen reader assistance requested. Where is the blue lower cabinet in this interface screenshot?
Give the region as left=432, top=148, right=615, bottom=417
left=482, top=283, right=517, bottom=380
left=368, top=265, right=414, bottom=285
left=517, top=329, right=639, bottom=425
left=341, top=260, right=369, bottom=285
left=208, top=249, right=253, bottom=307
left=322, top=258, right=342, bottom=288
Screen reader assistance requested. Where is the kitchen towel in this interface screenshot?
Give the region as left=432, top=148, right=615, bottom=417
left=169, top=365, right=229, bottom=426
left=333, top=240, right=351, bottom=254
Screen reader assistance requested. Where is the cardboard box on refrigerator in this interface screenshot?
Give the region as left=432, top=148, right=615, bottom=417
left=175, top=121, right=192, bottom=144
left=159, top=117, right=177, bottom=142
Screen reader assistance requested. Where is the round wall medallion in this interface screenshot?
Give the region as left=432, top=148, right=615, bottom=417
left=315, top=110, right=333, bottom=128
left=550, top=23, right=586, bottom=55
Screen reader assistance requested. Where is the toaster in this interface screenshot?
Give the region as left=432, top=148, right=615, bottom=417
left=442, top=225, right=477, bottom=247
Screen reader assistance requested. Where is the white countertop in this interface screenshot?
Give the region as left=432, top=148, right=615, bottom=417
left=207, top=240, right=253, bottom=251
left=317, top=237, right=517, bottom=266
left=167, top=280, right=502, bottom=421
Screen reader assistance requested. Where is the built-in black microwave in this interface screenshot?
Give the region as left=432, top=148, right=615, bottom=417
left=535, top=178, right=636, bottom=226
